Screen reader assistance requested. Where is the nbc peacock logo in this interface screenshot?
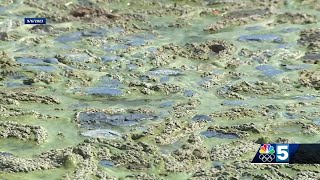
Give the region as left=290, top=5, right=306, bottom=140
left=258, top=144, right=275, bottom=162
left=259, top=144, right=275, bottom=154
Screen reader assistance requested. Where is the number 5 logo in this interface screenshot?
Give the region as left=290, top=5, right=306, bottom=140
left=276, top=144, right=289, bottom=163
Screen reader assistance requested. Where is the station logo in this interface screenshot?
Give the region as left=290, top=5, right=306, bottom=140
left=275, top=144, right=289, bottom=163
left=258, top=144, right=275, bottom=163
left=252, top=144, right=292, bottom=164
left=24, top=18, right=46, bottom=24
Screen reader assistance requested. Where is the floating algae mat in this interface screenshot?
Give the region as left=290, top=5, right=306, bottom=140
left=0, top=0, right=320, bottom=179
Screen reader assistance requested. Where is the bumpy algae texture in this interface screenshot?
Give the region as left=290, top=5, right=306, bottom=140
left=0, top=0, right=320, bottom=179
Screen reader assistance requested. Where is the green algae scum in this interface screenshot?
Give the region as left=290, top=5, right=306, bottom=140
left=0, top=0, right=320, bottom=179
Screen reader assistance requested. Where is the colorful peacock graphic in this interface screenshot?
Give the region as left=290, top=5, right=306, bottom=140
left=259, top=144, right=275, bottom=154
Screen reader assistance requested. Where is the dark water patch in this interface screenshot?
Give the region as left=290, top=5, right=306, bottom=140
left=245, top=25, right=263, bottom=31
left=16, top=57, right=43, bottom=64
left=160, top=76, right=170, bottom=83
left=216, top=84, right=232, bottom=97
left=10, top=74, right=27, bottom=80
left=78, top=111, right=157, bottom=128
left=106, top=114, right=156, bottom=127
left=4, top=82, right=28, bottom=88
left=4, top=74, right=29, bottom=87
left=131, top=33, right=156, bottom=41
left=81, top=129, right=121, bottom=139
left=123, top=33, right=156, bottom=47
left=104, top=44, right=129, bottom=52
left=24, top=65, right=58, bottom=72
left=139, top=75, right=149, bottom=82
left=238, top=34, right=282, bottom=43
left=212, top=161, right=224, bottom=170
left=292, top=95, right=316, bottom=101
left=252, top=56, right=265, bottom=63
left=280, top=28, right=300, bottom=33
left=110, top=26, right=124, bottom=34
left=201, top=130, right=238, bottom=139
left=69, top=103, right=89, bottom=109
left=184, top=90, right=195, bottom=97
left=66, top=53, right=91, bottom=62
left=0, top=152, right=13, bottom=157
left=314, top=119, right=320, bottom=126
left=84, top=78, right=126, bottom=97
left=56, top=32, right=82, bottom=43
left=85, top=87, right=123, bottom=96
left=283, top=112, right=299, bottom=119
left=149, top=69, right=182, bottom=76
left=81, top=28, right=108, bottom=37
left=125, top=37, right=146, bottom=46
left=256, top=65, right=284, bottom=77
left=77, top=0, right=95, bottom=6
left=277, top=43, right=295, bottom=49
left=222, top=100, right=247, bottom=106
left=0, top=32, right=8, bottom=41
left=97, top=76, right=123, bottom=88
left=281, top=64, right=310, bottom=71
left=214, top=69, right=225, bottom=75
left=192, top=115, right=212, bottom=122
left=160, top=101, right=174, bottom=108
left=44, top=58, right=59, bottom=64
left=197, top=77, right=215, bottom=87
left=99, top=160, right=115, bottom=168
left=62, top=45, right=73, bottom=50
left=303, top=53, right=320, bottom=61
left=146, top=47, right=158, bottom=53
left=158, top=111, right=170, bottom=119
left=250, top=51, right=274, bottom=63
left=226, top=9, right=270, bottom=19
left=127, top=64, right=138, bottom=71
left=0, top=7, right=6, bottom=14
left=101, top=55, right=121, bottom=62
left=14, top=47, right=29, bottom=53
